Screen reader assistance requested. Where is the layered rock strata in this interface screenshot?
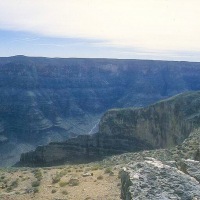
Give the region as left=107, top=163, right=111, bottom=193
left=1, top=56, right=200, bottom=145
left=2, top=56, right=200, bottom=166
left=18, top=91, right=200, bottom=166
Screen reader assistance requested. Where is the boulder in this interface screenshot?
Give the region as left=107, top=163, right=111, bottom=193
left=121, top=158, right=200, bottom=200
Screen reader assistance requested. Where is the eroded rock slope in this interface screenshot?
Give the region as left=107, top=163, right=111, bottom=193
left=18, top=91, right=200, bottom=166
left=2, top=56, right=200, bottom=166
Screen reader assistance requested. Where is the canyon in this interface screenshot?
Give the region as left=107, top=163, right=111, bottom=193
left=1, top=56, right=200, bottom=166
left=18, top=91, right=200, bottom=166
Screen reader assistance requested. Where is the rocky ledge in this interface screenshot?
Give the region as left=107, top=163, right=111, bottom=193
left=121, top=158, right=200, bottom=200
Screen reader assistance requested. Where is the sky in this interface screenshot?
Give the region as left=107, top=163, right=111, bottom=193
left=0, top=0, right=200, bottom=61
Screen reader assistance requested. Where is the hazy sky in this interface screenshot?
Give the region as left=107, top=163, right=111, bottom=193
left=0, top=0, right=200, bottom=61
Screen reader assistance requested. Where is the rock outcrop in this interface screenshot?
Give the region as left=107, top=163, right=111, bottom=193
left=120, top=158, right=200, bottom=200
left=99, top=91, right=200, bottom=149
left=18, top=134, right=153, bottom=166
left=17, top=91, right=200, bottom=166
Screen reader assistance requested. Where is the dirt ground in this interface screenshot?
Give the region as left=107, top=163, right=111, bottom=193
left=0, top=163, right=121, bottom=200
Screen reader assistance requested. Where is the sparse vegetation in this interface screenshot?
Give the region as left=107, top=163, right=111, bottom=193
left=68, top=178, right=79, bottom=186
left=52, top=173, right=61, bottom=184
left=59, top=181, right=68, bottom=187
left=0, top=161, right=120, bottom=199
left=10, top=179, right=19, bottom=187
left=51, top=189, right=57, bottom=193
left=33, top=187, right=39, bottom=193
left=31, top=180, right=40, bottom=187
left=52, top=169, right=68, bottom=184
left=62, top=189, right=68, bottom=195
left=91, top=164, right=102, bottom=171
left=97, top=175, right=103, bottom=180
left=6, top=179, right=19, bottom=192
left=104, top=167, right=112, bottom=174
left=59, top=168, right=68, bottom=177
left=32, top=169, right=43, bottom=181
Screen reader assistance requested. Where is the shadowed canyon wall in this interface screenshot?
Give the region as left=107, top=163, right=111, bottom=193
left=1, top=56, right=200, bottom=166
left=18, top=91, right=200, bottom=166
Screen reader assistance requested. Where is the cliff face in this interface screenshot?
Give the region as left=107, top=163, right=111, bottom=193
left=19, top=134, right=153, bottom=166
left=99, top=92, right=200, bottom=148
left=2, top=56, right=200, bottom=166
left=18, top=91, right=200, bottom=166
left=1, top=56, right=200, bottom=142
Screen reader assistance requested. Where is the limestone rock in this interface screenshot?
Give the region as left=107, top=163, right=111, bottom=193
left=121, top=158, right=200, bottom=200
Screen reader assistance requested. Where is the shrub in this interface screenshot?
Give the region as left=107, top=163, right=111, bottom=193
left=91, top=164, right=102, bottom=171
left=7, top=179, right=19, bottom=191
left=52, top=173, right=61, bottom=184
left=109, top=171, right=114, bottom=176
left=59, top=169, right=68, bottom=177
left=59, top=181, right=68, bottom=187
left=10, top=179, right=19, bottom=188
left=97, top=175, right=103, bottom=180
left=6, top=187, right=13, bottom=192
left=62, top=190, right=68, bottom=195
left=31, top=180, right=40, bottom=187
left=15, top=191, right=20, bottom=195
left=51, top=189, right=57, bottom=193
left=52, top=169, right=68, bottom=184
left=68, top=178, right=79, bottom=186
left=104, top=167, right=112, bottom=174
left=33, top=187, right=39, bottom=193
left=33, top=169, right=42, bottom=181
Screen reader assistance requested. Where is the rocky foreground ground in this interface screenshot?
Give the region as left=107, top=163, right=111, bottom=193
left=0, top=127, right=199, bottom=200
left=0, top=151, right=199, bottom=199
left=0, top=163, right=121, bottom=200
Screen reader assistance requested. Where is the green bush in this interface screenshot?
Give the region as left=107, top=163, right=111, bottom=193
left=33, top=169, right=42, bottom=181
left=33, top=187, right=39, bottom=193
left=6, top=179, right=19, bottom=192
left=7, top=179, right=19, bottom=191
left=97, top=175, right=103, bottom=180
left=52, top=174, right=61, bottom=184
left=91, top=164, right=102, bottom=171
left=62, top=190, right=68, bottom=195
left=59, top=181, right=68, bottom=187
left=59, top=169, right=68, bottom=177
left=31, top=180, right=40, bottom=187
left=52, top=170, right=68, bottom=184
left=51, top=189, right=57, bottom=193
left=104, top=167, right=112, bottom=174
left=10, top=179, right=19, bottom=188
left=68, top=178, right=79, bottom=186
